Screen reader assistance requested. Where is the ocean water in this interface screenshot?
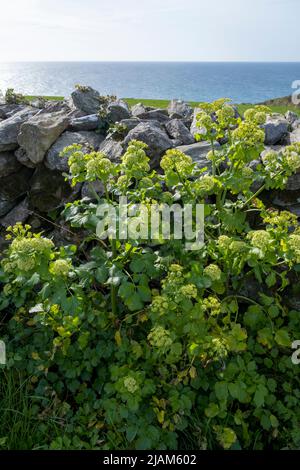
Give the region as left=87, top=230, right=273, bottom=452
left=0, top=62, right=300, bottom=103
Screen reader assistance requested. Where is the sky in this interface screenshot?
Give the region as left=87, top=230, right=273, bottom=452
left=0, top=0, right=299, bottom=62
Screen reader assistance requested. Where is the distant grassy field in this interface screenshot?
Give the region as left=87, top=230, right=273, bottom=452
left=24, top=96, right=300, bottom=117
left=126, top=99, right=300, bottom=116
left=125, top=98, right=199, bottom=109
left=238, top=103, right=300, bottom=117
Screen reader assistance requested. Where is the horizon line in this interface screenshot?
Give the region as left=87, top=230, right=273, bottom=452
left=1, top=60, right=300, bottom=64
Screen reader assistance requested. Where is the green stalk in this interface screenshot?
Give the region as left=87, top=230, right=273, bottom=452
left=174, top=164, right=194, bottom=199
left=242, top=169, right=285, bottom=209
left=96, top=180, right=117, bottom=316
left=209, top=136, right=222, bottom=233
left=222, top=294, right=260, bottom=306
left=242, top=183, right=266, bottom=208
left=111, top=237, right=118, bottom=316
left=89, top=182, right=101, bottom=202
left=210, top=137, right=216, bottom=177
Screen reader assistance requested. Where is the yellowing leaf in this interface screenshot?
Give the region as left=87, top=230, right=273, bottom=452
left=189, top=366, right=197, bottom=379
left=157, top=410, right=165, bottom=424
left=115, top=330, right=122, bottom=347
left=275, top=329, right=291, bottom=348
left=31, top=352, right=40, bottom=360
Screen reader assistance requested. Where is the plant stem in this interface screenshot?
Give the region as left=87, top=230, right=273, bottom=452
left=174, top=165, right=194, bottom=199
left=210, top=138, right=216, bottom=177
left=242, top=183, right=266, bottom=208
left=89, top=182, right=101, bottom=202
left=222, top=294, right=260, bottom=306
left=242, top=169, right=285, bottom=209
left=111, top=238, right=118, bottom=316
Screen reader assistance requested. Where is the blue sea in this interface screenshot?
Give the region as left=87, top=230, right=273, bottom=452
left=0, top=62, right=300, bottom=103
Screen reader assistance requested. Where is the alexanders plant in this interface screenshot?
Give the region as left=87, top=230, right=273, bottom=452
left=1, top=100, right=300, bottom=450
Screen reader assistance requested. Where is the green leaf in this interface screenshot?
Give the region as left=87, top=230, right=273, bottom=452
left=137, top=285, right=152, bottom=302
left=244, top=305, right=265, bottom=329
left=260, top=414, right=270, bottom=430
left=126, top=293, right=144, bottom=312
left=270, top=414, right=279, bottom=428
left=119, top=282, right=135, bottom=299
left=228, top=381, right=248, bottom=403
left=275, top=329, right=291, bottom=347
left=257, top=327, right=273, bottom=349
left=205, top=402, right=219, bottom=418
left=26, top=272, right=40, bottom=287
left=259, top=293, right=274, bottom=306
left=78, top=332, right=90, bottom=350
left=266, top=271, right=276, bottom=287
left=0, top=298, right=9, bottom=311
left=166, top=171, right=179, bottom=187
left=0, top=437, right=7, bottom=448
left=215, top=426, right=237, bottom=450
left=130, top=253, right=159, bottom=278
left=169, top=342, right=182, bottom=358
left=135, top=436, right=152, bottom=450
left=219, top=208, right=246, bottom=234
left=268, top=305, right=279, bottom=319
left=126, top=426, right=138, bottom=442
left=95, top=266, right=109, bottom=283
left=254, top=384, right=268, bottom=408
left=215, top=381, right=228, bottom=402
